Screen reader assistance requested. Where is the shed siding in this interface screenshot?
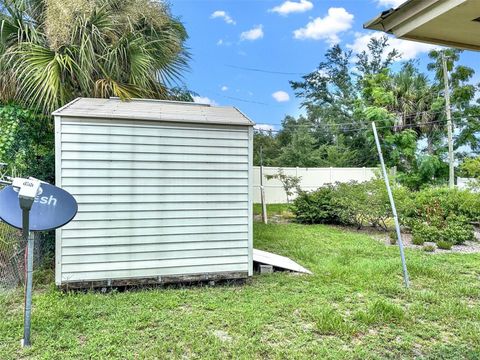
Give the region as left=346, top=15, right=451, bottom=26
left=57, top=118, right=251, bottom=284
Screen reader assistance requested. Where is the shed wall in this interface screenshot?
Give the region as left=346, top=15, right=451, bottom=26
left=56, top=117, right=252, bottom=284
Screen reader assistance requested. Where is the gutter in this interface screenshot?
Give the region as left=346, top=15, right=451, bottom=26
left=363, top=0, right=440, bottom=32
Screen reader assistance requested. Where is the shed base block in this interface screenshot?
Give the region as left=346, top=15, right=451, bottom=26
left=59, top=271, right=249, bottom=290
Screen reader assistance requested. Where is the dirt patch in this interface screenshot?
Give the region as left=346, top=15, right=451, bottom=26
left=253, top=214, right=293, bottom=224
left=213, top=330, right=233, bottom=343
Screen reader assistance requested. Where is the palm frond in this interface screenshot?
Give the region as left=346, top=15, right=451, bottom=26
left=9, top=42, right=80, bottom=112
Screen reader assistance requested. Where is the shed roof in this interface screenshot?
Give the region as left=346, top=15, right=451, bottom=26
left=53, top=98, right=255, bottom=126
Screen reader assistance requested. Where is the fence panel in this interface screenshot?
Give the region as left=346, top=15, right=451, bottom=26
left=253, top=166, right=378, bottom=203
left=0, top=221, right=25, bottom=291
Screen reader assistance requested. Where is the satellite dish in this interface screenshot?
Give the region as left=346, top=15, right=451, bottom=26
left=0, top=184, right=77, bottom=231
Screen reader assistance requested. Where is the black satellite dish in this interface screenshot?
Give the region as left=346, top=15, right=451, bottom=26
left=0, top=183, right=78, bottom=231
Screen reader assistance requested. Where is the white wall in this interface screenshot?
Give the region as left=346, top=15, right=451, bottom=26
left=253, top=166, right=378, bottom=203
left=457, top=177, right=479, bottom=192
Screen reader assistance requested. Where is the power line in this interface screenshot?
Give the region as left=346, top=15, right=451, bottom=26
left=225, top=64, right=304, bottom=76
left=216, top=93, right=269, bottom=106
left=252, top=117, right=476, bottom=135
left=253, top=112, right=479, bottom=131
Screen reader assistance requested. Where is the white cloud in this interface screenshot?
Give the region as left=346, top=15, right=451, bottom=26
left=217, top=39, right=232, bottom=46
left=193, top=96, right=218, bottom=106
left=272, top=91, right=290, bottom=102
left=221, top=86, right=228, bottom=91
left=240, top=25, right=264, bottom=41
left=269, top=0, right=313, bottom=15
left=210, top=10, right=236, bottom=25
left=254, top=124, right=275, bottom=132
left=376, top=0, right=405, bottom=8
left=347, top=32, right=437, bottom=61
left=293, top=7, right=354, bottom=45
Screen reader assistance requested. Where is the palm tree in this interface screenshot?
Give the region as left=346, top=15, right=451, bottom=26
left=0, top=0, right=190, bottom=113
left=391, top=62, right=444, bottom=154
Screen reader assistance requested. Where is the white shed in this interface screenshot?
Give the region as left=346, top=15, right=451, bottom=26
left=53, top=98, right=254, bottom=287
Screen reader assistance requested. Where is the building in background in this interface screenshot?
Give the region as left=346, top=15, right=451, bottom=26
left=365, top=0, right=480, bottom=51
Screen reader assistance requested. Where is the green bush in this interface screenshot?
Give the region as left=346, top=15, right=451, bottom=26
left=423, top=244, right=436, bottom=252
left=388, top=231, right=397, bottom=245
left=0, top=104, right=55, bottom=183
left=412, top=223, right=441, bottom=244
left=293, top=185, right=339, bottom=224
left=293, top=181, right=479, bottom=246
left=294, top=179, right=405, bottom=229
left=442, top=219, right=474, bottom=245
left=335, top=180, right=392, bottom=230
left=405, top=187, right=478, bottom=247
left=437, top=240, right=453, bottom=250
left=411, top=217, right=474, bottom=246
left=404, top=187, right=480, bottom=226
left=411, top=235, right=425, bottom=246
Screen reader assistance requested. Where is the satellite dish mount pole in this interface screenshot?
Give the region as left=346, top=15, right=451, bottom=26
left=20, top=197, right=34, bottom=347
left=12, top=177, right=42, bottom=347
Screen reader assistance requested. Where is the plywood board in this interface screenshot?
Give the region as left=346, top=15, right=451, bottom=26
left=253, top=249, right=312, bottom=274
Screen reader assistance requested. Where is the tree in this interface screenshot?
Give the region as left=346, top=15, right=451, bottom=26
left=460, top=157, right=480, bottom=179
left=253, top=130, right=281, bottom=167
left=0, top=104, right=54, bottom=182
left=265, top=168, right=301, bottom=203
left=0, top=0, right=191, bottom=113
left=427, top=49, right=480, bottom=154
left=286, top=36, right=480, bottom=189
left=277, top=126, right=322, bottom=167
left=289, top=37, right=401, bottom=168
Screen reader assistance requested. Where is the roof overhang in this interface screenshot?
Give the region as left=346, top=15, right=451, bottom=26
left=364, top=0, right=480, bottom=51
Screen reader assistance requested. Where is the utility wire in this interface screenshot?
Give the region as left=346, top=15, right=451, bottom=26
left=252, top=118, right=472, bottom=134
left=254, top=113, right=479, bottom=131
left=225, top=64, right=304, bottom=76
left=217, top=94, right=269, bottom=106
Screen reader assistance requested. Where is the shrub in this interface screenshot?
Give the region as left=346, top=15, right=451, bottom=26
left=266, top=168, right=301, bottom=203
left=388, top=231, right=397, bottom=245
left=437, top=240, right=453, bottom=250
left=293, top=181, right=479, bottom=245
left=293, top=185, right=339, bottom=224
left=442, top=218, right=474, bottom=245
left=404, top=187, right=480, bottom=226
left=335, top=180, right=393, bottom=230
left=423, top=244, right=436, bottom=252
left=412, top=223, right=441, bottom=244
left=411, top=235, right=424, bottom=246
left=412, top=218, right=473, bottom=246
left=293, top=180, right=393, bottom=228
left=0, top=105, right=55, bottom=183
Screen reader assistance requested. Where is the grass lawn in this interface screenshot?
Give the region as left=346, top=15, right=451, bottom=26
left=2, top=223, right=480, bottom=359
left=253, top=203, right=291, bottom=217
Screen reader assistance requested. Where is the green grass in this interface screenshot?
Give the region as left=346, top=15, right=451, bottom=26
left=2, top=223, right=480, bottom=359
left=253, top=203, right=291, bottom=216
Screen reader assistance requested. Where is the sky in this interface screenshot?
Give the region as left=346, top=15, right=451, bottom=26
left=170, top=0, right=480, bottom=131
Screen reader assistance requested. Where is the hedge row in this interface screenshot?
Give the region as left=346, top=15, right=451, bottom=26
left=293, top=180, right=480, bottom=246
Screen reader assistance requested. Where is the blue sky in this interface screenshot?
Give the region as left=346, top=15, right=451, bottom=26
left=170, top=0, right=480, bottom=130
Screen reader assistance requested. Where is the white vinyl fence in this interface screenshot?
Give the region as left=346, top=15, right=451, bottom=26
left=457, top=177, right=479, bottom=192
left=253, top=167, right=379, bottom=203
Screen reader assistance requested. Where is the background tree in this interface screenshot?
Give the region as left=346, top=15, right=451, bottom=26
left=257, top=36, right=480, bottom=190
left=0, top=0, right=191, bottom=183
left=0, top=0, right=191, bottom=113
